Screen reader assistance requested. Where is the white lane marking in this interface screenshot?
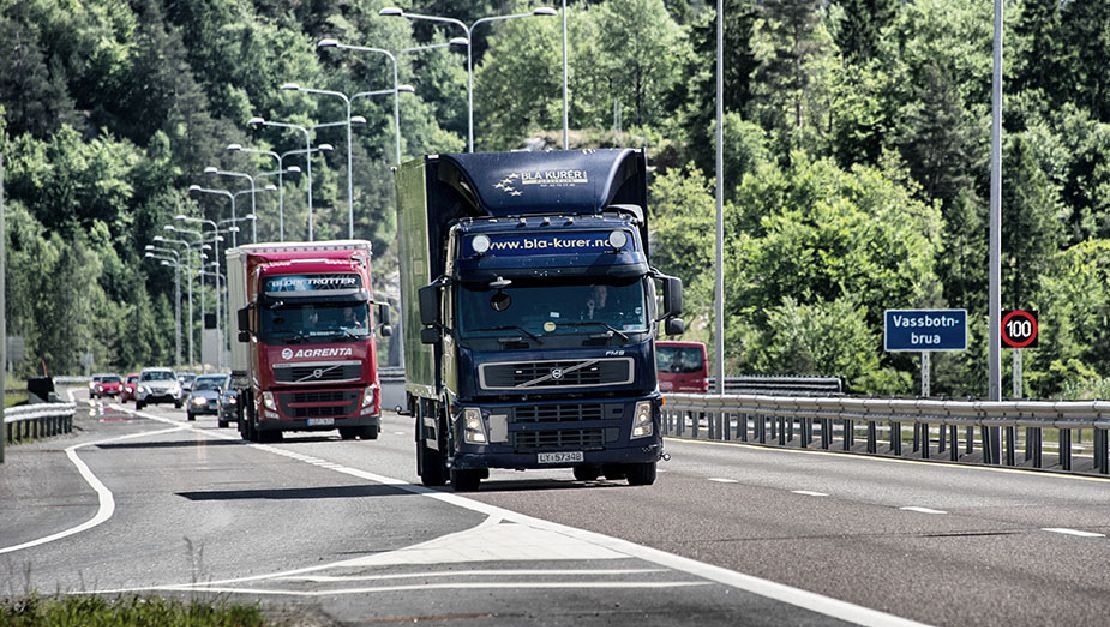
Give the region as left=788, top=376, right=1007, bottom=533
left=899, top=507, right=947, bottom=515
left=153, top=581, right=708, bottom=597
left=1042, top=528, right=1105, bottom=538
left=792, top=490, right=829, bottom=497
left=393, top=431, right=405, bottom=435
left=278, top=568, right=666, bottom=582
left=0, top=396, right=184, bottom=555
left=102, top=405, right=929, bottom=627
left=707, top=477, right=738, bottom=483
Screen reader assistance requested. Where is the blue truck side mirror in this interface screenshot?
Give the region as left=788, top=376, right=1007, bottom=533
left=663, top=276, right=684, bottom=318
left=665, top=317, right=686, bottom=336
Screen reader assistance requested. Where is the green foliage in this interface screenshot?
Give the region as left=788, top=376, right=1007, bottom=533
left=0, top=593, right=265, bottom=626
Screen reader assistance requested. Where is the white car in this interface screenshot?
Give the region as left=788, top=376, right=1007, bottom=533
left=136, top=367, right=184, bottom=410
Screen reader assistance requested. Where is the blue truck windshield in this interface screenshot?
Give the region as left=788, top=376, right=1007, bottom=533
left=260, top=302, right=369, bottom=342
left=457, top=280, right=648, bottom=339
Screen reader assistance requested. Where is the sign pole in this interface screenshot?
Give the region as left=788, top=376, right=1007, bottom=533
left=1012, top=348, right=1022, bottom=399
left=921, top=352, right=930, bottom=398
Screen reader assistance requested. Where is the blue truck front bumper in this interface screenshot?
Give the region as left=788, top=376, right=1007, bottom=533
left=448, top=396, right=663, bottom=470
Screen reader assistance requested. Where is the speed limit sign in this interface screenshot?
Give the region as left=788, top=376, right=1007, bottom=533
left=1001, top=310, right=1038, bottom=348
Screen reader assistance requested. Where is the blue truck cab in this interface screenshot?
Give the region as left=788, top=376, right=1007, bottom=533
left=395, top=149, right=685, bottom=491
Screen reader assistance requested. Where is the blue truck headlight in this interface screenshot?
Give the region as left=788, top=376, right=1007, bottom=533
left=631, top=401, right=653, bottom=438
left=608, top=230, right=627, bottom=249
left=463, top=407, right=487, bottom=444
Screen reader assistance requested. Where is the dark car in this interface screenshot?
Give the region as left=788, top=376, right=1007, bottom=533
left=218, top=387, right=239, bottom=429
left=178, top=372, right=197, bottom=393
left=120, top=372, right=140, bottom=403
left=186, top=374, right=228, bottom=422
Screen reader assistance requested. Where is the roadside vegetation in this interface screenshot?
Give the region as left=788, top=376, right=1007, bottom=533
left=0, top=0, right=1107, bottom=399
left=0, top=594, right=266, bottom=626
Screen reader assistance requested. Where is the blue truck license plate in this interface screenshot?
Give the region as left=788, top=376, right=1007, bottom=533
left=537, top=451, right=584, bottom=464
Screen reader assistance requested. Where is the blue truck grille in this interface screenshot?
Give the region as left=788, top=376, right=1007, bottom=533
left=512, top=403, right=610, bottom=423
left=512, top=429, right=607, bottom=451
left=480, top=358, right=633, bottom=389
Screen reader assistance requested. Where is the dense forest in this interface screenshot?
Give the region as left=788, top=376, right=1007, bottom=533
left=0, top=0, right=1107, bottom=399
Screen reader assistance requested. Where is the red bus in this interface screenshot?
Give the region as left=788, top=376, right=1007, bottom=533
left=655, top=341, right=708, bottom=393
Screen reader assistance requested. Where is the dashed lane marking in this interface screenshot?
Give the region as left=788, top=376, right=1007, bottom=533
left=1042, top=528, right=1105, bottom=538
left=792, top=490, right=829, bottom=497
left=707, top=477, right=738, bottom=483
left=899, top=507, right=948, bottom=515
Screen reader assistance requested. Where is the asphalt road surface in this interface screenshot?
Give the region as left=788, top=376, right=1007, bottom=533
left=3, top=390, right=1109, bottom=626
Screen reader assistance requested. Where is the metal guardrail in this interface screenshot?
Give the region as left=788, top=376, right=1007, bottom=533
left=709, top=376, right=844, bottom=396
left=53, top=376, right=90, bottom=384
left=4, top=402, right=77, bottom=443
left=662, top=394, right=1110, bottom=476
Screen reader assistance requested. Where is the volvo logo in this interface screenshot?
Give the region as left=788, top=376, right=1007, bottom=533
left=311, top=369, right=324, bottom=379
left=281, top=348, right=294, bottom=360
left=550, top=367, right=565, bottom=380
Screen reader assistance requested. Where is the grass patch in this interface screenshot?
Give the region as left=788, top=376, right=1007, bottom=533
left=0, top=594, right=267, bottom=626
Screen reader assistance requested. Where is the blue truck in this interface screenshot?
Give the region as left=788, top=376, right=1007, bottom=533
left=395, top=149, right=685, bottom=491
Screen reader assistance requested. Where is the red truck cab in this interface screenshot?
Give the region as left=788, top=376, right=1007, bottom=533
left=655, top=341, right=708, bottom=393
left=228, top=241, right=389, bottom=443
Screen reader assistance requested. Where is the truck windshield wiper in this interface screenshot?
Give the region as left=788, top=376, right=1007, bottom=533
left=557, top=321, right=630, bottom=341
left=283, top=333, right=310, bottom=344
left=472, top=324, right=543, bottom=344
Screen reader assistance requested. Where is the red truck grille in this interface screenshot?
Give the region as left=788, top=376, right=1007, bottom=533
left=277, top=390, right=359, bottom=418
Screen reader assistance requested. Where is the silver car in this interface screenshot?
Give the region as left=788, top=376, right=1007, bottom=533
left=136, top=367, right=183, bottom=410
left=186, top=374, right=229, bottom=422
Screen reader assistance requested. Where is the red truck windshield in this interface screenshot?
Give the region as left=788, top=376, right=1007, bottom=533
left=260, top=302, right=369, bottom=342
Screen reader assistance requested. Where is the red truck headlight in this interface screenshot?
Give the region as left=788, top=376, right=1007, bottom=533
left=361, top=386, right=376, bottom=408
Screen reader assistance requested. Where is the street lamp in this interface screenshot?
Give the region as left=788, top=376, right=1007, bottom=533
left=188, top=185, right=236, bottom=246
left=153, top=235, right=205, bottom=367
left=280, top=83, right=373, bottom=239
left=203, top=167, right=262, bottom=243
left=249, top=118, right=343, bottom=240
left=144, top=251, right=181, bottom=366
left=228, top=142, right=328, bottom=241
left=317, top=38, right=429, bottom=163
left=175, top=213, right=225, bottom=368
left=379, top=6, right=556, bottom=152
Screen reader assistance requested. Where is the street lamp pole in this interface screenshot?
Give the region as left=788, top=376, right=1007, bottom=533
left=227, top=145, right=310, bottom=242
left=250, top=117, right=314, bottom=239
left=713, top=0, right=725, bottom=395
left=318, top=40, right=431, bottom=163
left=562, top=0, right=569, bottom=149
left=987, top=0, right=1004, bottom=460
left=189, top=186, right=236, bottom=247
left=145, top=252, right=181, bottom=366
left=380, top=6, right=556, bottom=152
left=175, top=215, right=223, bottom=368
left=204, top=168, right=260, bottom=243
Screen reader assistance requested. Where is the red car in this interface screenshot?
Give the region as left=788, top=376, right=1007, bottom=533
left=120, top=372, right=140, bottom=402
left=94, top=373, right=123, bottom=398
left=655, top=341, right=709, bottom=393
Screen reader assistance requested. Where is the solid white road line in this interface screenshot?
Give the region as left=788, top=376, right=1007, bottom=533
left=158, top=581, right=709, bottom=597
left=278, top=568, right=666, bottom=583
left=1042, top=528, right=1105, bottom=538
left=792, top=490, right=829, bottom=497
left=97, top=404, right=931, bottom=627
left=707, top=477, right=738, bottom=483
left=899, top=507, right=947, bottom=515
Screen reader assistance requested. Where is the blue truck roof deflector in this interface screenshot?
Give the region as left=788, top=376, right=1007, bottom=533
left=434, top=149, right=648, bottom=217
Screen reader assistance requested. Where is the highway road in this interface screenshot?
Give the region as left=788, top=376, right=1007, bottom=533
left=2, top=390, right=1109, bottom=626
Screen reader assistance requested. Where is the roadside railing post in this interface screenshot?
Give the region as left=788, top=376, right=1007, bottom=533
left=1059, top=428, right=1072, bottom=471
left=949, top=425, right=959, bottom=461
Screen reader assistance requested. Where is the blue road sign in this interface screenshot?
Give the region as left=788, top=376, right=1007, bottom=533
left=884, top=309, right=967, bottom=352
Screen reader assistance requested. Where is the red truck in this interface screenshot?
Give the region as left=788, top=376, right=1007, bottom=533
left=655, top=341, right=709, bottom=393
left=227, top=241, right=390, bottom=443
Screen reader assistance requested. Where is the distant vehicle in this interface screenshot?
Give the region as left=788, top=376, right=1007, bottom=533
left=177, top=372, right=197, bottom=393
left=93, top=374, right=123, bottom=398
left=218, top=386, right=239, bottom=429
left=136, top=367, right=183, bottom=410
left=89, top=373, right=112, bottom=396
left=120, top=372, right=140, bottom=402
left=655, top=341, right=709, bottom=393
left=186, top=373, right=229, bottom=422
